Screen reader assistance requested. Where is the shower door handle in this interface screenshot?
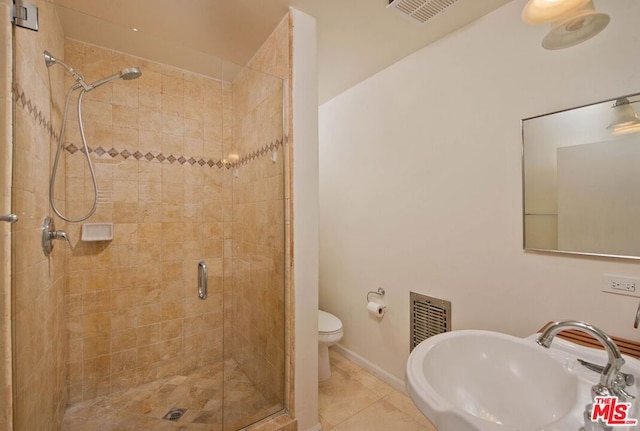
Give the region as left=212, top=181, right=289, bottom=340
left=198, top=261, right=207, bottom=300
left=0, top=214, right=18, bottom=223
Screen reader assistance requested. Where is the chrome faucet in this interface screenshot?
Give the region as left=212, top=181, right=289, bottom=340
left=537, top=320, right=634, bottom=431
left=42, top=216, right=72, bottom=256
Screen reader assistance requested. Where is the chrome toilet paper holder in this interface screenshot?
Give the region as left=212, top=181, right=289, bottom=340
left=367, top=287, right=386, bottom=303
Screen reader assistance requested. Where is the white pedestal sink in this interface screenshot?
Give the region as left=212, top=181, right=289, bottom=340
left=406, top=330, right=640, bottom=431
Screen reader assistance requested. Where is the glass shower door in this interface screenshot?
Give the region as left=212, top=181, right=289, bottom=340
left=223, top=67, right=286, bottom=430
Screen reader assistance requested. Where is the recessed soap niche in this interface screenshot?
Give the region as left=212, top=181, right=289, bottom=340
left=81, top=223, right=113, bottom=241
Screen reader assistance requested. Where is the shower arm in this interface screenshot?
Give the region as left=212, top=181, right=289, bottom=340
left=44, top=50, right=92, bottom=91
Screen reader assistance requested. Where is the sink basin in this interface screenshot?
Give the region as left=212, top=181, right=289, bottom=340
left=406, top=330, right=640, bottom=431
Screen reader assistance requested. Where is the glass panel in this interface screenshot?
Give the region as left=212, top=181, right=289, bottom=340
left=224, top=69, right=285, bottom=430
left=11, top=2, right=68, bottom=429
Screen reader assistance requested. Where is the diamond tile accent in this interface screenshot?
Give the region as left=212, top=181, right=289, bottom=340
left=13, top=79, right=292, bottom=173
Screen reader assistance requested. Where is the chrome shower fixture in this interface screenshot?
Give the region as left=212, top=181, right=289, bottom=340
left=88, top=67, right=142, bottom=91
left=44, top=50, right=89, bottom=90
left=43, top=50, right=142, bottom=92
left=44, top=49, right=142, bottom=223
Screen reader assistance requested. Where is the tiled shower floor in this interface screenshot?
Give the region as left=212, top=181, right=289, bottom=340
left=61, top=359, right=282, bottom=431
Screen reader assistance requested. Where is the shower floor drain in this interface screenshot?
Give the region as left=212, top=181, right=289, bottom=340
left=162, top=408, right=187, bottom=421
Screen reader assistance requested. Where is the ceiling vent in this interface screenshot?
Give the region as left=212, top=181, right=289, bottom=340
left=387, top=0, right=459, bottom=24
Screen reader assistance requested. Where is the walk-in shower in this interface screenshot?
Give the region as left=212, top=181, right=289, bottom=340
left=45, top=50, right=142, bottom=223
left=10, top=5, right=288, bottom=430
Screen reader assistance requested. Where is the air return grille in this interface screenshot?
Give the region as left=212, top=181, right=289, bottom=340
left=387, top=0, right=459, bottom=24
left=410, top=292, right=451, bottom=351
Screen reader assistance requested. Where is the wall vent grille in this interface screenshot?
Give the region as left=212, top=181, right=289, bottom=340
left=410, top=292, right=451, bottom=351
left=387, top=0, right=459, bottom=24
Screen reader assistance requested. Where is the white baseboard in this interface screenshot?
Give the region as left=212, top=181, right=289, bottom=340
left=331, top=344, right=407, bottom=395
left=307, top=423, right=323, bottom=431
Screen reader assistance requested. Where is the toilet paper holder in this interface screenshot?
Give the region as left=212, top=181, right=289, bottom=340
left=367, top=287, right=386, bottom=303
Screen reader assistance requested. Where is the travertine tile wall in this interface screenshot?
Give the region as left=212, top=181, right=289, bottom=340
left=11, top=1, right=68, bottom=430
left=228, top=16, right=289, bottom=408
left=63, top=40, right=230, bottom=404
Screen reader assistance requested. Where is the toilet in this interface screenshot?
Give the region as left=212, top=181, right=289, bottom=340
left=318, top=309, right=343, bottom=381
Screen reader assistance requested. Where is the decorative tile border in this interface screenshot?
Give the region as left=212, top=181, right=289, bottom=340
left=65, top=143, right=227, bottom=168
left=64, top=137, right=285, bottom=169
left=235, top=137, right=286, bottom=167
left=13, top=81, right=286, bottom=170
left=12, top=81, right=60, bottom=143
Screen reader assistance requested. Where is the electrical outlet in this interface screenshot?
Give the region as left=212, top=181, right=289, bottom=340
left=602, top=274, right=640, bottom=298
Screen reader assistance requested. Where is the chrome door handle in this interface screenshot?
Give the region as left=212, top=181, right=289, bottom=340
left=0, top=214, right=18, bottom=223
left=198, top=261, right=207, bottom=300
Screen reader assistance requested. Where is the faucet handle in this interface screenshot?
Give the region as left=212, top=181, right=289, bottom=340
left=54, top=230, right=73, bottom=250
left=613, top=373, right=636, bottom=400
left=616, top=370, right=635, bottom=387
left=616, top=386, right=635, bottom=401
left=578, top=359, right=635, bottom=387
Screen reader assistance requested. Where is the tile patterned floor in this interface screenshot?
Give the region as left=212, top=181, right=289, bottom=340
left=61, top=359, right=282, bottom=431
left=61, top=349, right=435, bottom=431
left=320, top=349, right=437, bottom=431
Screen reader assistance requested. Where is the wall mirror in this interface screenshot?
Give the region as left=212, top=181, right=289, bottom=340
left=522, top=91, right=640, bottom=260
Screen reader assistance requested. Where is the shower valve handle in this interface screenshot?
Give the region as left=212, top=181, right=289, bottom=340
left=42, top=216, right=72, bottom=256
left=50, top=230, right=72, bottom=247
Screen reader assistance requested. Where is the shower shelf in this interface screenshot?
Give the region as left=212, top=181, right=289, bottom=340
left=81, top=223, right=113, bottom=241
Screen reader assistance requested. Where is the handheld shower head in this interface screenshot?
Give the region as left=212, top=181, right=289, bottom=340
left=43, top=50, right=142, bottom=92
left=87, top=67, right=142, bottom=91
left=120, top=67, right=142, bottom=80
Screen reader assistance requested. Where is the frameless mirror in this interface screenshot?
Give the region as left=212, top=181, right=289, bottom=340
left=522, top=92, right=640, bottom=259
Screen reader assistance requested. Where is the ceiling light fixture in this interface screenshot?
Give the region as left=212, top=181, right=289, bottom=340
left=607, top=98, right=640, bottom=135
left=522, top=0, right=609, bottom=50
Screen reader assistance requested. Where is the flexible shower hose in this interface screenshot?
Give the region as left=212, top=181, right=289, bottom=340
left=49, top=83, right=99, bottom=223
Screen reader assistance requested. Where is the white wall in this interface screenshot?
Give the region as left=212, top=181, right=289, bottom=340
left=319, top=0, right=640, bottom=382
left=292, top=8, right=320, bottom=431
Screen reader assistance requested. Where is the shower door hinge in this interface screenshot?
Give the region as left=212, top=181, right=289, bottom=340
left=11, top=0, right=39, bottom=31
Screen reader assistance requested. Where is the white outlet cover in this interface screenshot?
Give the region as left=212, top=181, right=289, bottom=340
left=602, top=274, right=640, bottom=298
